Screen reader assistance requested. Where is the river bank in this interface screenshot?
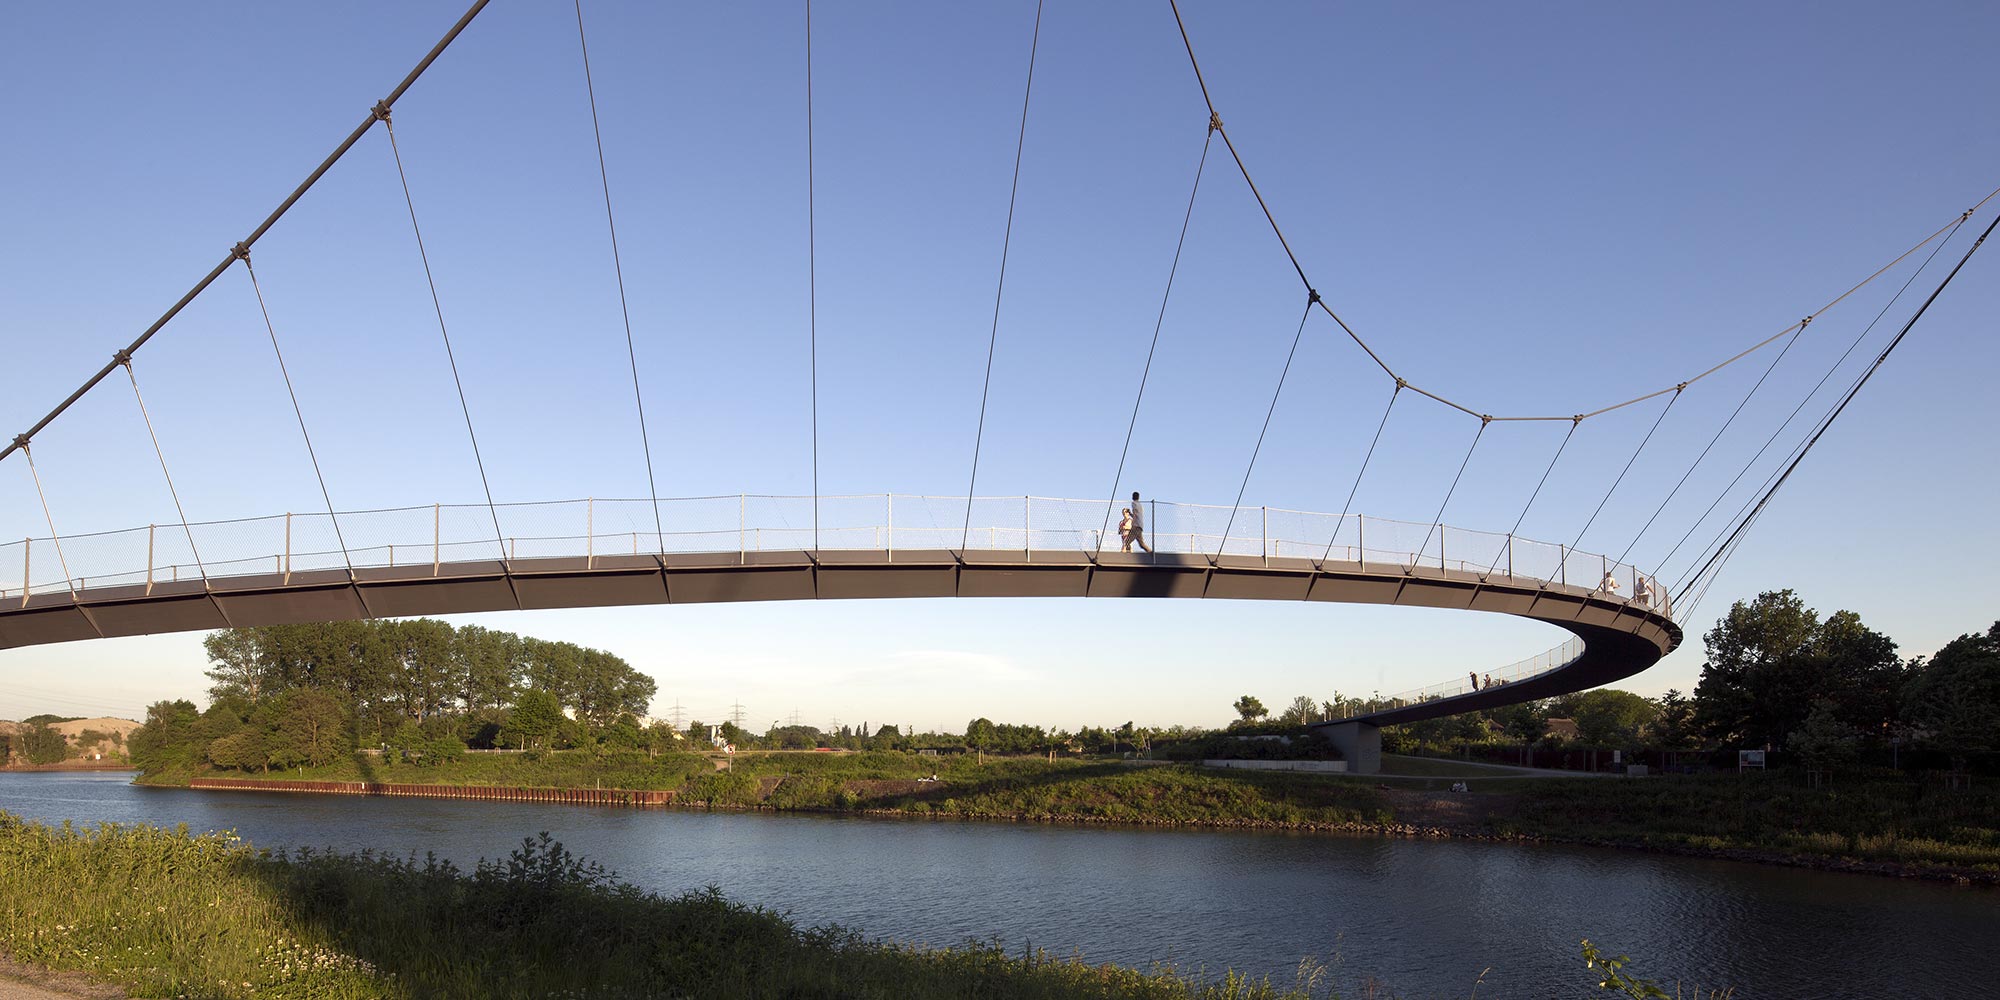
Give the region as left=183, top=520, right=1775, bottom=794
left=135, top=750, right=2000, bottom=885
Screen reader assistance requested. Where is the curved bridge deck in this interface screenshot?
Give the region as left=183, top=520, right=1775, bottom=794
left=0, top=498, right=1679, bottom=723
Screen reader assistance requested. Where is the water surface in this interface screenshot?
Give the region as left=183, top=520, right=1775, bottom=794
left=2, top=771, right=1992, bottom=998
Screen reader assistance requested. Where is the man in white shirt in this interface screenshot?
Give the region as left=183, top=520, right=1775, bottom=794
left=1128, top=491, right=1154, bottom=553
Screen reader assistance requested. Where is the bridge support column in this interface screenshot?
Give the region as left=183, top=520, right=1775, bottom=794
left=1320, top=721, right=1381, bottom=775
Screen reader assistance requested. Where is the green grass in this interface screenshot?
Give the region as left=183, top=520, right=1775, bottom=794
left=1497, top=771, right=2000, bottom=871
left=1376, top=755, right=1541, bottom=778
left=137, top=749, right=710, bottom=792
left=136, top=750, right=2000, bottom=875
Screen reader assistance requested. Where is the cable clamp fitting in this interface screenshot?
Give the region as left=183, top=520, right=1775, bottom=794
left=371, top=100, right=393, bottom=123
left=1394, top=377, right=1408, bottom=390
left=11, top=435, right=29, bottom=452
left=1572, top=414, right=1584, bottom=425
left=1307, top=288, right=1321, bottom=305
left=1799, top=315, right=1813, bottom=328
left=1208, top=111, right=1223, bottom=133
left=1481, top=414, right=1493, bottom=425
left=230, top=242, right=251, bottom=262
left=112, top=349, right=133, bottom=368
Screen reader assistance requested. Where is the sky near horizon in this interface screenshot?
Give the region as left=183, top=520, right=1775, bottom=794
left=1, top=2, right=1996, bottom=731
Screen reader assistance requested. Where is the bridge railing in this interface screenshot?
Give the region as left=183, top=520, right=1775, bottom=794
left=1327, top=636, right=1589, bottom=719
left=0, top=494, right=1670, bottom=621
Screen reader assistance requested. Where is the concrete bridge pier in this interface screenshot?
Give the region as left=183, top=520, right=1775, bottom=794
left=1319, top=721, right=1381, bottom=775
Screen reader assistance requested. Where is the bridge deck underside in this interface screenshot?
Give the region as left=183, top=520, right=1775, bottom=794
left=0, top=550, right=1677, bottom=720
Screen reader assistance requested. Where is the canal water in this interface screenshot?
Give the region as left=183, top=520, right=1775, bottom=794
left=1, top=771, right=1992, bottom=998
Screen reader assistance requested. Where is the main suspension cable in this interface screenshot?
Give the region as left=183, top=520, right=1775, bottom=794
left=0, top=0, right=494, bottom=468
left=960, top=0, right=1046, bottom=550
left=1656, top=210, right=1972, bottom=585
left=1216, top=297, right=1316, bottom=561
left=379, top=110, right=508, bottom=562
left=1099, top=127, right=1214, bottom=551
left=573, top=0, right=665, bottom=556
left=1318, top=382, right=1402, bottom=565
left=121, top=357, right=208, bottom=581
left=1674, top=207, right=1999, bottom=607
left=1159, top=0, right=1999, bottom=426
left=1410, top=417, right=1489, bottom=571
left=241, top=253, right=354, bottom=574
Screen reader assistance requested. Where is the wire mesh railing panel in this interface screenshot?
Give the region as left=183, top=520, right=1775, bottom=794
left=1365, top=635, right=1588, bottom=711
left=1439, top=525, right=1510, bottom=577
left=0, top=537, right=22, bottom=601
left=3, top=495, right=1673, bottom=624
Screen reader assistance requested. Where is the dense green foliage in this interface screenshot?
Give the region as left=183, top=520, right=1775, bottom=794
left=1501, top=771, right=2000, bottom=871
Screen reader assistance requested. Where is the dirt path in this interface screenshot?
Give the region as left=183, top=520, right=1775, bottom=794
left=0, top=957, right=124, bottom=1000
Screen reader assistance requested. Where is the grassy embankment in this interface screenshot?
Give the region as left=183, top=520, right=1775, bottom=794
left=141, top=750, right=2000, bottom=876
left=0, top=812, right=1714, bottom=1000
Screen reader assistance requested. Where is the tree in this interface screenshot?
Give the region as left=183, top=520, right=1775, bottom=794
left=1279, top=696, right=1322, bottom=726
left=1232, top=696, right=1267, bottom=723
left=504, top=688, right=564, bottom=750
left=1692, top=590, right=1902, bottom=749
left=1499, top=702, right=1549, bottom=765
left=1650, top=689, right=1698, bottom=750
left=1571, top=690, right=1659, bottom=748
left=1789, top=698, right=1858, bottom=778
left=1903, top=622, right=2000, bottom=773
left=273, top=688, right=350, bottom=767
left=130, top=699, right=202, bottom=775
left=20, top=722, right=67, bottom=765
left=964, top=718, right=998, bottom=754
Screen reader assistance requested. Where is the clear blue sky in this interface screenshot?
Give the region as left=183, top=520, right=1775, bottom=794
left=2, top=2, right=1995, bottom=730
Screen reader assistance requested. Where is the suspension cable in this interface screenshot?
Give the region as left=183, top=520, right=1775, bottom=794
left=1318, top=382, right=1401, bottom=565
left=242, top=252, right=354, bottom=575
left=1159, top=0, right=2000, bottom=426
left=379, top=109, right=508, bottom=562
left=1410, top=417, right=1489, bottom=571
left=806, top=0, right=820, bottom=551
left=1614, top=317, right=1811, bottom=569
left=573, top=0, right=664, bottom=556
left=120, top=357, right=208, bottom=581
left=1485, top=417, right=1578, bottom=578
left=1655, top=210, right=1972, bottom=584
left=1570, top=387, right=1680, bottom=551
left=15, top=444, right=77, bottom=600
left=1099, top=126, right=1214, bottom=550
left=960, top=0, right=1046, bottom=551
left=1216, top=297, right=1316, bottom=561
left=0, top=0, right=494, bottom=468
left=1674, top=207, right=1999, bottom=607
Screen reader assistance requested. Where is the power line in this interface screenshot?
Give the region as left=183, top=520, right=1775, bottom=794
left=960, top=0, right=1046, bottom=550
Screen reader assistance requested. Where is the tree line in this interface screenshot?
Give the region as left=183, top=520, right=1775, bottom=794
left=1228, top=590, right=1999, bottom=773
left=133, top=620, right=657, bottom=775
